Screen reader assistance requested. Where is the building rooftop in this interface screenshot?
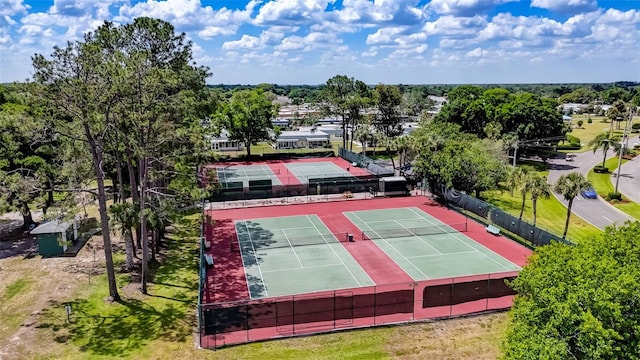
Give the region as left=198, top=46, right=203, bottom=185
left=30, top=219, right=72, bottom=235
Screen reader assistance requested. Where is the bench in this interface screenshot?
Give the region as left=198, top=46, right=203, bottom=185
left=204, top=254, right=214, bottom=266
left=486, top=225, right=500, bottom=235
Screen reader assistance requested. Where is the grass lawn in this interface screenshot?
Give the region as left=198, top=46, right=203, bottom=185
left=0, top=211, right=510, bottom=359
left=568, top=114, right=639, bottom=152
left=219, top=141, right=350, bottom=158
left=482, top=188, right=602, bottom=244
left=587, top=157, right=640, bottom=220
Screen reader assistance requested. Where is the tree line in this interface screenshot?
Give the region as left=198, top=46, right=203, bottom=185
left=1, top=18, right=220, bottom=301
left=2, top=16, right=639, bottom=358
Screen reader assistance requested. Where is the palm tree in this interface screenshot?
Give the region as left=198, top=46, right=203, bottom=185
left=554, top=172, right=592, bottom=239
left=529, top=174, right=551, bottom=228
left=504, top=167, right=521, bottom=197
left=354, top=125, right=375, bottom=157
left=517, top=168, right=535, bottom=220
left=109, top=202, right=138, bottom=271
left=587, top=132, right=620, bottom=168
left=395, top=135, right=414, bottom=175
left=504, top=166, right=532, bottom=218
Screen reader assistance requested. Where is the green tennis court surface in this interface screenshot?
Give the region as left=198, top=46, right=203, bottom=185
left=344, top=207, right=521, bottom=280
left=216, top=164, right=282, bottom=187
left=235, top=215, right=374, bottom=299
left=285, top=162, right=356, bottom=183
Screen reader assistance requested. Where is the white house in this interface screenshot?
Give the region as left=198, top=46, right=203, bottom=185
left=402, top=122, right=420, bottom=135
left=272, top=127, right=330, bottom=149
left=208, top=130, right=244, bottom=152
left=313, top=124, right=343, bottom=140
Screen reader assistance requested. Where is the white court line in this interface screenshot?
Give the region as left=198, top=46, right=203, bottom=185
left=364, top=217, right=425, bottom=224
left=406, top=207, right=512, bottom=271
left=348, top=211, right=430, bottom=279
left=281, top=229, right=304, bottom=268
left=261, top=263, right=344, bottom=274
left=233, top=223, right=254, bottom=299
left=243, top=220, right=269, bottom=298
left=305, top=215, right=367, bottom=287
left=406, top=250, right=477, bottom=259
left=392, top=219, right=442, bottom=255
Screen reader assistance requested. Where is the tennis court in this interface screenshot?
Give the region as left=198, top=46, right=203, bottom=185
left=234, top=214, right=374, bottom=299
left=216, top=164, right=282, bottom=188
left=344, top=207, right=521, bottom=280
left=285, top=161, right=356, bottom=183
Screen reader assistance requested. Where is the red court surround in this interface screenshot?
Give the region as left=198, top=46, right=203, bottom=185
left=202, top=195, right=533, bottom=348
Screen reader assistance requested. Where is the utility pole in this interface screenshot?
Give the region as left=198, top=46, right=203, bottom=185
left=614, top=109, right=634, bottom=194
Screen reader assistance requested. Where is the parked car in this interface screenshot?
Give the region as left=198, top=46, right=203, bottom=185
left=581, top=187, right=597, bottom=199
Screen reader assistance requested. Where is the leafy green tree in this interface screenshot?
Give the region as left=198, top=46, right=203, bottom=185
left=412, top=121, right=506, bottom=196
left=373, top=84, right=403, bottom=138
left=553, top=172, right=591, bottom=239
left=403, top=87, right=434, bottom=116
left=495, top=93, right=566, bottom=142
left=601, top=87, right=632, bottom=104
left=321, top=75, right=369, bottom=149
left=435, top=85, right=484, bottom=134
left=588, top=132, right=621, bottom=168
left=503, top=222, right=640, bottom=359
left=215, top=89, right=277, bottom=157
left=558, top=87, right=598, bottom=104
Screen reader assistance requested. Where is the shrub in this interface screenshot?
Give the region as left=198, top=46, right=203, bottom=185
left=566, top=134, right=579, bottom=144
left=557, top=144, right=581, bottom=150
left=606, top=192, right=622, bottom=201
left=633, top=123, right=640, bottom=130
left=587, top=117, right=593, bottom=124
left=576, top=120, right=584, bottom=128
left=593, top=166, right=609, bottom=173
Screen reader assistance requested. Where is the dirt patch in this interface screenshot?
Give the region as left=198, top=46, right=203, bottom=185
left=0, top=233, right=112, bottom=360
left=385, top=312, right=507, bottom=359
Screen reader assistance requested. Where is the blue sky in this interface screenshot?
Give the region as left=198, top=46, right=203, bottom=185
left=1, top=0, right=639, bottom=85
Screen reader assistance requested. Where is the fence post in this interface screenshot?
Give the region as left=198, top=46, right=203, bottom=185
left=333, top=290, right=336, bottom=329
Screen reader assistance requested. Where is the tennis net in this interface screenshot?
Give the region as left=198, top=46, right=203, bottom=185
left=361, top=222, right=468, bottom=241
left=231, top=232, right=349, bottom=251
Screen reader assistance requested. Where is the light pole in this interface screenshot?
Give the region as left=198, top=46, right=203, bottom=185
left=614, top=109, right=634, bottom=195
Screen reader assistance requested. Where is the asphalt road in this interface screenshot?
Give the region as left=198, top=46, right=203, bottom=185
left=613, top=139, right=640, bottom=204
left=546, top=148, right=635, bottom=230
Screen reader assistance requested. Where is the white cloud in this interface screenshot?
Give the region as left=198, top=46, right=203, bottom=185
left=422, top=15, right=486, bottom=35
left=223, top=29, right=287, bottom=51
left=0, top=0, right=29, bottom=16
left=531, top=0, right=597, bottom=14
left=117, top=0, right=256, bottom=38
left=254, top=0, right=330, bottom=25
left=366, top=26, right=405, bottom=45
left=427, top=0, right=517, bottom=17
left=330, top=0, right=424, bottom=25
left=274, top=31, right=342, bottom=51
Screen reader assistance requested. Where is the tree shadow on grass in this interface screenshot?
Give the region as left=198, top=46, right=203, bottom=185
left=38, top=296, right=195, bottom=356
left=35, top=214, right=201, bottom=357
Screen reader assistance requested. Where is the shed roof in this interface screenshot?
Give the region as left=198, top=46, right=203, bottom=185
left=380, top=176, right=407, bottom=182
left=30, top=220, right=72, bottom=235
